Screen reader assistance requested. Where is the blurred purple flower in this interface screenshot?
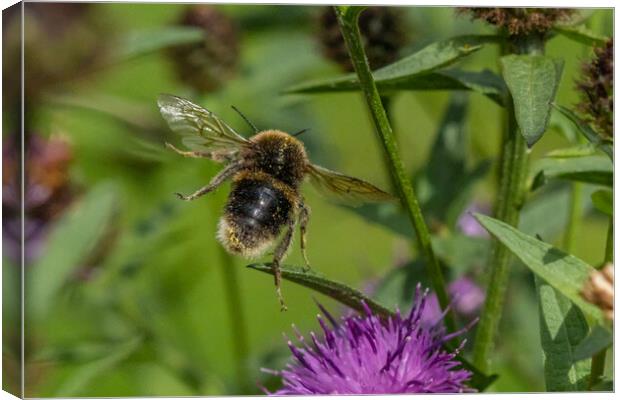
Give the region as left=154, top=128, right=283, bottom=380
left=457, top=202, right=490, bottom=237
left=265, top=286, right=474, bottom=394
left=421, top=276, right=485, bottom=325
left=3, top=134, right=76, bottom=265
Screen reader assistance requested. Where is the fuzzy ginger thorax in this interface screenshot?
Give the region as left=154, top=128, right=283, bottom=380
left=246, top=130, right=309, bottom=188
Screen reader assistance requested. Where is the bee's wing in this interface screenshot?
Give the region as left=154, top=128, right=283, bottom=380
left=157, top=94, right=250, bottom=160
left=306, top=164, right=395, bottom=205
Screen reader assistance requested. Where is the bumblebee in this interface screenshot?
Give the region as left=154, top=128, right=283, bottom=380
left=158, top=94, right=393, bottom=310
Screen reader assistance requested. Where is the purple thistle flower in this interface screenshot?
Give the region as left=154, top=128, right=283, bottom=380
left=265, top=286, right=474, bottom=394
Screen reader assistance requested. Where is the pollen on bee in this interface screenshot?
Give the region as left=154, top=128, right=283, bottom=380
left=217, top=216, right=273, bottom=259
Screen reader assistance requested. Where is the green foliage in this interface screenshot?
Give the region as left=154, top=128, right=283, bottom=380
left=590, top=190, right=613, bottom=216
left=28, top=183, right=120, bottom=321
left=552, top=105, right=613, bottom=161
left=54, top=337, right=142, bottom=396
left=536, top=278, right=590, bottom=391
left=247, top=263, right=392, bottom=317
left=501, top=55, right=564, bottom=147
left=553, top=25, right=608, bottom=47
left=416, top=93, right=491, bottom=227
left=573, top=325, right=613, bottom=361
left=530, top=155, right=613, bottom=190
left=286, top=35, right=505, bottom=104
left=474, top=214, right=605, bottom=322
left=116, top=27, right=205, bottom=60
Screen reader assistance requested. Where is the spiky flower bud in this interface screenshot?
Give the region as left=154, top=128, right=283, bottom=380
left=457, top=8, right=575, bottom=37
left=168, top=5, right=240, bottom=92
left=316, top=7, right=408, bottom=72
left=581, top=263, right=613, bottom=321
left=576, top=39, right=613, bottom=139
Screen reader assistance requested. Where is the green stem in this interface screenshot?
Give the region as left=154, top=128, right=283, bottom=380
left=604, top=216, right=613, bottom=264
left=217, top=247, right=250, bottom=389
left=334, top=6, right=455, bottom=334
left=563, top=182, right=583, bottom=253
left=472, top=35, right=540, bottom=372
left=589, top=350, right=606, bottom=389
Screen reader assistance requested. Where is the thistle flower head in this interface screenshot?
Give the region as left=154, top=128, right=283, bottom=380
left=317, top=6, right=408, bottom=72
left=458, top=8, right=575, bottom=36
left=168, top=5, right=239, bottom=92
left=576, top=39, right=613, bottom=139
left=266, top=286, right=474, bottom=394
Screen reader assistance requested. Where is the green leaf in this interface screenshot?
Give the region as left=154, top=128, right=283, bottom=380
left=372, top=35, right=496, bottom=80
left=530, top=155, right=612, bottom=189
left=289, top=69, right=506, bottom=105
left=501, top=55, right=564, bottom=147
left=546, top=144, right=597, bottom=158
left=247, top=263, right=393, bottom=317
left=553, top=25, right=608, bottom=46
left=28, top=183, right=119, bottom=320
left=474, top=213, right=604, bottom=322
left=54, top=337, right=141, bottom=396
left=246, top=263, right=497, bottom=391
left=115, top=27, right=205, bottom=60
left=573, top=325, right=613, bottom=361
left=591, top=190, right=613, bottom=216
left=536, top=278, right=591, bottom=391
left=552, top=104, right=613, bottom=161
left=286, top=36, right=503, bottom=103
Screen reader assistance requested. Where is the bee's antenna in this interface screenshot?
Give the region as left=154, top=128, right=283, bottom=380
left=293, top=128, right=309, bottom=137
left=231, top=105, right=259, bottom=133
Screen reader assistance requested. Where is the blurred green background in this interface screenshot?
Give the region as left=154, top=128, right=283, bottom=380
left=2, top=3, right=613, bottom=396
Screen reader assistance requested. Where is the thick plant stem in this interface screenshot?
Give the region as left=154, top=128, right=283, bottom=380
left=472, top=97, right=529, bottom=371
left=334, top=7, right=455, bottom=334
left=217, top=247, right=250, bottom=389
left=472, top=34, right=543, bottom=371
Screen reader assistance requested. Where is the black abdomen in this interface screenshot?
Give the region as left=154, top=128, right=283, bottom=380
left=219, top=179, right=292, bottom=256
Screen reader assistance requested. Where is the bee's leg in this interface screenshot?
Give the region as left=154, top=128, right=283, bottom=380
left=165, top=142, right=213, bottom=158
left=175, top=163, right=241, bottom=201
left=298, top=202, right=311, bottom=271
left=272, top=220, right=295, bottom=311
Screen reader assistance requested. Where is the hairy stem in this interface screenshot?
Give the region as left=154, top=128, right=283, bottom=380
left=334, top=6, right=455, bottom=334
left=472, top=35, right=541, bottom=372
